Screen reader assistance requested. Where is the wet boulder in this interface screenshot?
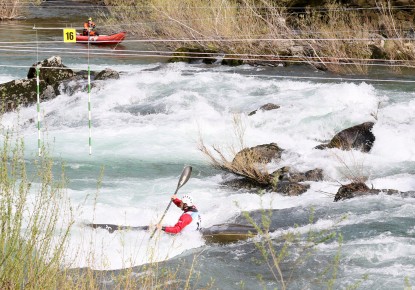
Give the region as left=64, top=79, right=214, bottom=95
left=0, top=79, right=55, bottom=112
left=73, top=70, right=98, bottom=79
left=264, top=166, right=322, bottom=196
left=248, top=103, right=280, bottom=116
left=270, top=166, right=324, bottom=183
left=58, top=77, right=88, bottom=96
left=232, top=143, right=283, bottom=166
left=221, top=57, right=243, bottom=66
left=58, top=70, right=101, bottom=96
left=169, top=47, right=219, bottom=64
left=0, top=55, right=73, bottom=112
left=334, top=182, right=373, bottom=201
left=274, top=181, right=310, bottom=196
left=370, top=44, right=388, bottom=59
left=222, top=165, right=318, bottom=196
left=222, top=176, right=310, bottom=196
left=221, top=177, right=265, bottom=191
left=222, top=145, right=317, bottom=196
left=27, top=56, right=74, bottom=89
left=315, top=122, right=375, bottom=152
left=333, top=182, right=410, bottom=202
left=47, top=67, right=120, bottom=97
left=1, top=56, right=122, bottom=112
left=95, top=68, right=120, bottom=80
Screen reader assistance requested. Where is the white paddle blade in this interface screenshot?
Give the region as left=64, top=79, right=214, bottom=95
left=177, top=166, right=192, bottom=189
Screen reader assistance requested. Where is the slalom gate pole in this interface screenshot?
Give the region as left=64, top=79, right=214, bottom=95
left=36, top=66, right=41, bottom=156
left=35, top=27, right=41, bottom=156
left=88, top=64, right=92, bottom=155
left=87, top=32, right=92, bottom=155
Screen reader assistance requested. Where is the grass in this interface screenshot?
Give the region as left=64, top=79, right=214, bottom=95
left=0, top=128, right=358, bottom=289
left=101, top=0, right=415, bottom=74
left=0, top=131, right=208, bottom=289
left=0, top=0, right=42, bottom=20
left=0, top=128, right=384, bottom=289
left=198, top=113, right=272, bottom=186
left=0, top=0, right=21, bottom=20
left=241, top=204, right=353, bottom=290
left=0, top=133, right=73, bottom=289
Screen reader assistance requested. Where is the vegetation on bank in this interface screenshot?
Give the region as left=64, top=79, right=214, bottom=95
left=2, top=0, right=414, bottom=74
left=0, top=127, right=363, bottom=289
left=1, top=2, right=413, bottom=288
left=0, top=0, right=42, bottom=20
left=242, top=207, right=358, bottom=290
left=0, top=134, right=72, bottom=289
left=102, top=0, right=415, bottom=74
left=0, top=126, right=358, bottom=289
left=0, top=132, right=208, bottom=289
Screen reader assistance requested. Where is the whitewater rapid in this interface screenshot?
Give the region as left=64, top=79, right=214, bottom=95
left=1, top=62, right=414, bottom=288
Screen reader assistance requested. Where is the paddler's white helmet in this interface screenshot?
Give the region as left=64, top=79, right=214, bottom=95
left=181, top=195, right=193, bottom=206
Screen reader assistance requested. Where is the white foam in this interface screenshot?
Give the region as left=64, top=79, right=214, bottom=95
left=1, top=63, right=414, bottom=270
left=0, top=75, right=16, bottom=84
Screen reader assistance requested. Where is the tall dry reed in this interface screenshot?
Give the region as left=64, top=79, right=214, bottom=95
left=0, top=131, right=205, bottom=289
left=0, top=0, right=42, bottom=20
left=0, top=133, right=73, bottom=289
left=102, top=0, right=415, bottom=74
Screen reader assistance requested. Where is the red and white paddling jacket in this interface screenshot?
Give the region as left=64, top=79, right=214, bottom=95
left=162, top=197, right=201, bottom=234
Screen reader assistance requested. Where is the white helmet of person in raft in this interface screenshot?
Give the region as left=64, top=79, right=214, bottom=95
left=181, top=195, right=193, bottom=206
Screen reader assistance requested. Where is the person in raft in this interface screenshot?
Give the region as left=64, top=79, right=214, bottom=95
left=156, top=194, right=201, bottom=234
left=83, top=17, right=99, bottom=36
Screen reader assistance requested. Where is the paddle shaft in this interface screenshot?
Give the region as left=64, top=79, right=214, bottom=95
left=149, top=166, right=192, bottom=239
left=149, top=187, right=179, bottom=239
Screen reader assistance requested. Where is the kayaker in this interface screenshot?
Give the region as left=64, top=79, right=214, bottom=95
left=156, top=194, right=201, bottom=234
left=83, top=17, right=99, bottom=36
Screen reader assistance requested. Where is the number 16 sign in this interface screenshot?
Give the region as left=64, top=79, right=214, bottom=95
left=63, top=28, right=76, bottom=43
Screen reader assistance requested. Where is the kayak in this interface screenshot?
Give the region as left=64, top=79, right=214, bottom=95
left=86, top=222, right=258, bottom=244
left=201, top=223, right=258, bottom=244
left=75, top=32, right=126, bottom=45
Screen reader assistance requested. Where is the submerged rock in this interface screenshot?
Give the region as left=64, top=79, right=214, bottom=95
left=248, top=103, right=280, bottom=116
left=270, top=167, right=324, bottom=183
left=222, top=175, right=311, bottom=196
left=275, top=181, right=310, bottom=196
left=315, top=122, right=375, bottom=152
left=334, top=182, right=412, bottom=201
left=334, top=182, right=373, bottom=201
left=95, top=68, right=120, bottom=80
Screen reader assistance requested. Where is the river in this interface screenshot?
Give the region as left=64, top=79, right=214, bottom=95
left=1, top=2, right=415, bottom=289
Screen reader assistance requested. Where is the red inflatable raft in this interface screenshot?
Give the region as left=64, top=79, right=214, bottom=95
left=76, top=32, right=126, bottom=45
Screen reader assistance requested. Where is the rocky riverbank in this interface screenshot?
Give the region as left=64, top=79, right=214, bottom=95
left=102, top=0, right=415, bottom=74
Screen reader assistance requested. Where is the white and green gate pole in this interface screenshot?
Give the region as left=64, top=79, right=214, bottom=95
left=36, top=66, right=41, bottom=156
left=88, top=65, right=92, bottom=155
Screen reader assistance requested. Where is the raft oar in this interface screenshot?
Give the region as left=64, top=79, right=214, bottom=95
left=150, top=165, right=192, bottom=239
